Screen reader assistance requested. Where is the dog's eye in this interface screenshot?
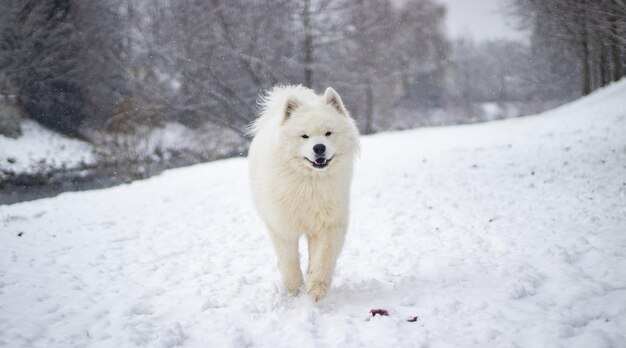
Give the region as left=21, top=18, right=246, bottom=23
left=325, top=131, right=332, bottom=136
left=302, top=134, right=309, bottom=139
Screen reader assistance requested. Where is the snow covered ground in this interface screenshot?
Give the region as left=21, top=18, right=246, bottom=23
left=1, top=81, right=625, bottom=347
left=0, top=119, right=94, bottom=179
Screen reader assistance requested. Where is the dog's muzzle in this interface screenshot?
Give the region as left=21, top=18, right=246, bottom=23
left=305, top=156, right=333, bottom=169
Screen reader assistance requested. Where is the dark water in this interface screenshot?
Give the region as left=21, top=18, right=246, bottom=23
left=1, top=175, right=130, bottom=205
left=0, top=165, right=165, bottom=205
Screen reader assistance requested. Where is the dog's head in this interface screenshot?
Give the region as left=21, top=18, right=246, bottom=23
left=278, top=87, right=360, bottom=175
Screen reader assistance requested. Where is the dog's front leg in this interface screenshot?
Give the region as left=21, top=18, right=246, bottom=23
left=269, top=231, right=303, bottom=294
left=305, top=228, right=346, bottom=302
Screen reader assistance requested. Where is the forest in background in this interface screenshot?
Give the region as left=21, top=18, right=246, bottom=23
left=0, top=0, right=625, bottom=179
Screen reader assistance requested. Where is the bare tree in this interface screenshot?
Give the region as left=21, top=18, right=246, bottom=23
left=512, top=0, right=626, bottom=95
left=0, top=0, right=86, bottom=136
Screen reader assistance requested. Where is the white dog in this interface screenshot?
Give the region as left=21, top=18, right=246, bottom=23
left=248, top=85, right=360, bottom=302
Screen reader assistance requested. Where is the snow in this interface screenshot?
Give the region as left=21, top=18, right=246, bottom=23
left=1, top=80, right=626, bottom=347
left=0, top=119, right=94, bottom=178
left=480, top=102, right=520, bottom=120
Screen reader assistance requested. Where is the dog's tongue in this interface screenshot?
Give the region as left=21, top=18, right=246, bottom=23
left=315, top=158, right=326, bottom=164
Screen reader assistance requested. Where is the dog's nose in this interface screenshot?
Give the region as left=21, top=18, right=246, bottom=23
left=313, top=144, right=326, bottom=155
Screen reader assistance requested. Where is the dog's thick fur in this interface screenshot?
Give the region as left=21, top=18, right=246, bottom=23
left=248, top=85, right=360, bottom=302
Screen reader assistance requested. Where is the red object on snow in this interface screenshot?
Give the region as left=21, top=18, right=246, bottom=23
left=369, top=309, right=389, bottom=317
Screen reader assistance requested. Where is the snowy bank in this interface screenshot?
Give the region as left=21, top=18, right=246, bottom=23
left=0, top=120, right=245, bottom=204
left=0, top=119, right=95, bottom=180
left=0, top=119, right=242, bottom=181
left=1, top=80, right=625, bottom=347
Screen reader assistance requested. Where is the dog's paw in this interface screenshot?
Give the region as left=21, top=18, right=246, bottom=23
left=283, top=278, right=303, bottom=295
left=285, top=284, right=301, bottom=296
left=306, top=280, right=328, bottom=302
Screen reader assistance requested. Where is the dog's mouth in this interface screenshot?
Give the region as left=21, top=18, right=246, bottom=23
left=305, top=156, right=333, bottom=169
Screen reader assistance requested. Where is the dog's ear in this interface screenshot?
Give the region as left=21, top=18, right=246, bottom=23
left=283, top=96, right=300, bottom=123
left=324, top=87, right=347, bottom=115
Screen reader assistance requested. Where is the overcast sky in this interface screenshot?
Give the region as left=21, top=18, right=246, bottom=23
left=436, top=0, right=528, bottom=42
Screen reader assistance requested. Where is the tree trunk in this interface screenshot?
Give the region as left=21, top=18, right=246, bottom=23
left=581, top=28, right=591, bottom=95
left=364, top=80, right=373, bottom=134
left=600, top=43, right=609, bottom=87
left=303, top=0, right=313, bottom=88
left=609, top=8, right=623, bottom=81
left=498, top=57, right=507, bottom=103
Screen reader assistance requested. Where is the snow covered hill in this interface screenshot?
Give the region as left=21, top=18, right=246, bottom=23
left=1, top=81, right=625, bottom=347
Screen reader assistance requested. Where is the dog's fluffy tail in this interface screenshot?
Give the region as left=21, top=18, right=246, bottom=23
left=247, top=85, right=317, bottom=136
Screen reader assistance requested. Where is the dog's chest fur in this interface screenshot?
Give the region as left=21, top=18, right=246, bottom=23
left=269, top=174, right=348, bottom=233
